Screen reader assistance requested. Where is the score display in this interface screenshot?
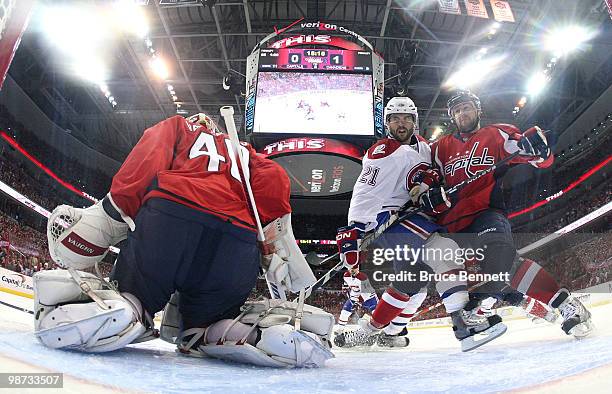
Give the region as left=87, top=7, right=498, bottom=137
left=259, top=48, right=372, bottom=72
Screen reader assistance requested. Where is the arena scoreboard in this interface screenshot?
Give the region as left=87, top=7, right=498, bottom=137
left=258, top=48, right=373, bottom=72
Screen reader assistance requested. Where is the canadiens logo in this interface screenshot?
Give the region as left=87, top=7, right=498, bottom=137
left=406, top=162, right=430, bottom=190
left=371, top=144, right=386, bottom=156
left=443, top=142, right=495, bottom=177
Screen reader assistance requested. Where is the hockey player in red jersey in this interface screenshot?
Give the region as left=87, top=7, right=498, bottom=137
left=418, top=90, right=592, bottom=337
left=35, top=113, right=335, bottom=368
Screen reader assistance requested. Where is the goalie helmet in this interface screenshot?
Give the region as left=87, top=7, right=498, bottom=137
left=384, top=96, right=419, bottom=135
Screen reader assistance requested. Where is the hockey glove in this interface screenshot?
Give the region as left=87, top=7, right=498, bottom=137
left=419, top=187, right=451, bottom=215
left=336, top=223, right=366, bottom=270
left=410, top=169, right=443, bottom=204
left=47, top=195, right=129, bottom=270
left=518, top=126, right=550, bottom=160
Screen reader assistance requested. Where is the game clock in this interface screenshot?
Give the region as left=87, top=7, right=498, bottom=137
left=259, top=48, right=372, bottom=71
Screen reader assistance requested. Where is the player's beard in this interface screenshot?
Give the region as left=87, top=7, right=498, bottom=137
left=455, top=113, right=479, bottom=134
left=391, top=126, right=414, bottom=143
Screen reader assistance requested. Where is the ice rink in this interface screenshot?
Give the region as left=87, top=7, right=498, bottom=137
left=1, top=292, right=611, bottom=393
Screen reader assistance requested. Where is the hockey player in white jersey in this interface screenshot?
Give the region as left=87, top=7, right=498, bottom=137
left=334, top=97, right=507, bottom=351
left=337, top=268, right=379, bottom=329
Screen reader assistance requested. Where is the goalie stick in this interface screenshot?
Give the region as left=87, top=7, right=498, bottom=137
left=219, top=106, right=288, bottom=301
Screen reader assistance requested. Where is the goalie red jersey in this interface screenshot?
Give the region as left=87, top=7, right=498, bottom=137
left=431, top=124, right=553, bottom=232
left=109, top=115, right=291, bottom=231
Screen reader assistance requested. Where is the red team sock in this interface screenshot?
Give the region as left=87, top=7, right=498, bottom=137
left=511, top=258, right=560, bottom=305
left=371, top=287, right=411, bottom=329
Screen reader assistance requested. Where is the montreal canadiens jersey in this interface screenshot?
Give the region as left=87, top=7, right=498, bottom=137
left=431, top=124, right=553, bottom=232
left=348, top=135, right=432, bottom=229
left=109, top=115, right=291, bottom=232
left=343, top=271, right=377, bottom=302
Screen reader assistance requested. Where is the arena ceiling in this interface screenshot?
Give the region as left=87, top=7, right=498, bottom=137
left=7, top=0, right=612, bottom=161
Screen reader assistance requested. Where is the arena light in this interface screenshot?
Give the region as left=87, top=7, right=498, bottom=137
left=526, top=71, right=549, bottom=96
left=74, top=58, right=107, bottom=84
left=112, top=0, right=149, bottom=38
left=41, top=5, right=109, bottom=55
left=150, top=56, right=169, bottom=80
left=545, top=25, right=594, bottom=57
left=444, top=55, right=504, bottom=89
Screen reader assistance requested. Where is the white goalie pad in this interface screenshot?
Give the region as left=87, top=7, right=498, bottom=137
left=171, top=299, right=335, bottom=368
left=241, top=299, right=335, bottom=341
left=199, top=324, right=333, bottom=368
left=33, top=270, right=149, bottom=352
left=261, top=214, right=316, bottom=293
left=35, top=300, right=146, bottom=353
left=47, top=197, right=129, bottom=270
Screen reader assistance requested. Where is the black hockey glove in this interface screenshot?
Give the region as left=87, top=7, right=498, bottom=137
left=419, top=187, right=451, bottom=214
left=518, top=126, right=550, bottom=160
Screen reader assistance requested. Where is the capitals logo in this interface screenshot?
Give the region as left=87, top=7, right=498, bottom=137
left=443, top=142, right=495, bottom=177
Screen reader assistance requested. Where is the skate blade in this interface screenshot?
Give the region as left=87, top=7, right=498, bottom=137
left=460, top=323, right=507, bottom=352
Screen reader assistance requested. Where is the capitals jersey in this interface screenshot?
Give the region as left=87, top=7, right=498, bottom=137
left=109, top=116, right=291, bottom=232
left=348, top=136, right=432, bottom=229
left=343, top=271, right=377, bottom=302
left=431, top=124, right=553, bottom=232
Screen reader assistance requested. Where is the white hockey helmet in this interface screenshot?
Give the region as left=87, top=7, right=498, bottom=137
left=384, top=96, right=419, bottom=135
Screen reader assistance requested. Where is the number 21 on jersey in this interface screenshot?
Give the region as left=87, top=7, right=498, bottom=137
left=188, top=132, right=250, bottom=181
left=358, top=165, right=380, bottom=186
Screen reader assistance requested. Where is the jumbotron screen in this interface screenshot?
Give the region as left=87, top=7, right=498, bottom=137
left=253, top=72, right=374, bottom=135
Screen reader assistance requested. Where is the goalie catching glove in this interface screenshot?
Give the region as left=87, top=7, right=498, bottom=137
left=47, top=195, right=132, bottom=270
left=260, top=214, right=316, bottom=294
left=161, top=294, right=335, bottom=368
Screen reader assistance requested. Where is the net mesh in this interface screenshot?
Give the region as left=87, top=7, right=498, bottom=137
left=0, top=0, right=16, bottom=40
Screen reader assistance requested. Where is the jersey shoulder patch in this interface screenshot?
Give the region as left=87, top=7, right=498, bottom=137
left=343, top=271, right=352, bottom=278
left=367, top=138, right=401, bottom=159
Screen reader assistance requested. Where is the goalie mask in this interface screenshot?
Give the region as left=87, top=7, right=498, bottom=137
left=186, top=113, right=220, bottom=134
left=384, top=96, right=419, bottom=139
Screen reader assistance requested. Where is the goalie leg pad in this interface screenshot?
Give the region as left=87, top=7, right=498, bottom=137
left=241, top=299, right=335, bottom=341
left=33, top=270, right=149, bottom=352
left=35, top=300, right=146, bottom=353
left=196, top=322, right=332, bottom=368
left=175, top=299, right=335, bottom=367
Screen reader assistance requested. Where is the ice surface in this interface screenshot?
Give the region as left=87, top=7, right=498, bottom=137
left=1, top=299, right=612, bottom=393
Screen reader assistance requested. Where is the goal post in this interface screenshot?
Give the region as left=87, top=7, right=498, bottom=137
left=0, top=0, right=34, bottom=90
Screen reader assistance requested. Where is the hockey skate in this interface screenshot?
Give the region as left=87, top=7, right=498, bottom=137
left=550, top=289, right=593, bottom=338
left=519, top=297, right=558, bottom=324
left=451, top=305, right=507, bottom=352
left=333, top=319, right=379, bottom=348
left=377, top=327, right=410, bottom=348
